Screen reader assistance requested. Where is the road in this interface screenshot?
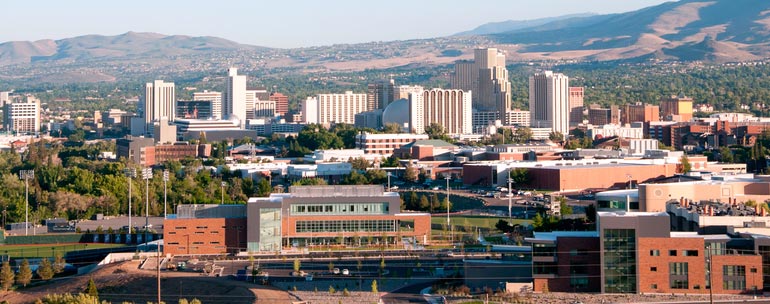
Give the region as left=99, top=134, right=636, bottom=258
left=381, top=281, right=438, bottom=304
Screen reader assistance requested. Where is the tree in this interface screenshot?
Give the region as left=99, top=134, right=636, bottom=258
left=382, top=123, right=402, bottom=134
left=424, top=123, right=447, bottom=140
left=509, top=168, right=532, bottom=186
left=513, top=127, right=533, bottom=143
left=0, top=261, right=14, bottom=291
left=548, top=131, right=564, bottom=143
left=328, top=285, right=336, bottom=294
left=679, top=155, right=692, bottom=174
left=531, top=213, right=544, bottom=230
left=371, top=280, right=379, bottom=294
left=292, top=178, right=328, bottom=186
left=37, top=258, right=54, bottom=280
left=381, top=155, right=400, bottom=168
left=16, top=259, right=32, bottom=287
left=256, top=178, right=271, bottom=197
left=39, top=293, right=99, bottom=304
left=719, top=146, right=734, bottom=163
left=293, top=259, right=301, bottom=273
left=349, top=157, right=370, bottom=171
left=495, top=219, right=514, bottom=233
left=403, top=165, right=418, bottom=183
left=86, top=277, right=98, bottom=297
left=558, top=197, right=573, bottom=217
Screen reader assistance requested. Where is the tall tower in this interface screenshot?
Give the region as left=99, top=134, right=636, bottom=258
left=144, top=80, right=175, bottom=135
left=408, top=89, right=472, bottom=135
left=529, top=71, right=570, bottom=135
left=568, top=87, right=584, bottom=126
left=223, top=68, right=247, bottom=126
left=193, top=90, right=222, bottom=119
left=452, top=48, right=511, bottom=120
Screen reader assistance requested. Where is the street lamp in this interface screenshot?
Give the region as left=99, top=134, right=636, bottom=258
left=508, top=177, right=513, bottom=222
left=221, top=181, right=227, bottom=204
left=123, top=168, right=136, bottom=234
left=18, top=170, right=34, bottom=236
left=387, top=172, right=392, bottom=190
left=142, top=167, right=152, bottom=244
left=162, top=170, right=169, bottom=219
left=445, top=175, right=451, bottom=245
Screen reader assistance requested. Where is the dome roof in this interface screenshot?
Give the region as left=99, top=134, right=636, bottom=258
left=382, top=98, right=409, bottom=131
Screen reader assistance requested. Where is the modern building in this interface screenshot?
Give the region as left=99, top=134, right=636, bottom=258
left=354, top=132, right=430, bottom=155
left=367, top=79, right=396, bottom=110
left=623, top=103, right=660, bottom=125
left=246, top=185, right=432, bottom=252
left=354, top=109, right=384, bottom=130
left=568, top=87, right=584, bottom=125
left=529, top=71, right=570, bottom=135
left=302, top=91, right=368, bottom=125
left=587, top=105, right=620, bottom=126
left=587, top=123, right=645, bottom=140
left=253, top=100, right=276, bottom=118
left=408, top=88, right=472, bottom=135
left=452, top=48, right=511, bottom=117
left=176, top=100, right=212, bottom=119
left=174, top=119, right=241, bottom=134
left=193, top=90, right=222, bottom=119
left=142, top=80, right=176, bottom=136
left=223, top=68, right=247, bottom=124
left=3, top=95, right=41, bottom=134
left=116, top=136, right=211, bottom=166
left=661, top=95, right=694, bottom=122
left=269, top=92, right=289, bottom=117
left=164, top=204, right=248, bottom=255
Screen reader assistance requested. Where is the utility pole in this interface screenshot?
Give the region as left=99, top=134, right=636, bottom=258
left=162, top=170, right=169, bottom=219
left=445, top=175, right=451, bottom=245
left=142, top=168, right=152, bottom=244
left=508, top=177, right=513, bottom=223
left=123, top=168, right=136, bottom=235
left=19, top=170, right=34, bottom=236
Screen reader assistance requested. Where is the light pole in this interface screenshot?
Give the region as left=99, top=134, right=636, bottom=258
left=387, top=172, right=392, bottom=190
left=445, top=175, right=451, bottom=245
left=123, top=168, right=136, bottom=234
left=163, top=170, right=169, bottom=219
left=706, top=244, right=713, bottom=304
left=19, top=170, right=34, bottom=236
left=221, top=181, right=227, bottom=204
left=142, top=167, right=152, bottom=244
left=508, top=177, right=513, bottom=223
left=626, top=174, right=632, bottom=189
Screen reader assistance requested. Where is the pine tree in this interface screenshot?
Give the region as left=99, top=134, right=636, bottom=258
left=36, top=258, right=54, bottom=280
left=371, top=280, right=378, bottom=294
left=0, top=261, right=14, bottom=291
left=53, top=252, right=66, bottom=274
left=86, top=277, right=98, bottom=297
left=16, top=259, right=32, bottom=287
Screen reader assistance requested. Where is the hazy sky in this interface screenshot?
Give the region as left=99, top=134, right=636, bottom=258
left=3, top=0, right=674, bottom=48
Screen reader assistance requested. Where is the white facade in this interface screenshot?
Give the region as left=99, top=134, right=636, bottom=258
left=3, top=96, right=40, bottom=134
left=144, top=80, right=175, bottom=136
left=408, top=88, right=472, bottom=135
left=0, top=91, right=9, bottom=107
left=628, top=139, right=660, bottom=155
left=302, top=91, right=367, bottom=125
left=223, top=68, right=247, bottom=125
left=354, top=132, right=430, bottom=155
left=193, top=90, right=222, bottom=119
left=587, top=123, right=644, bottom=140
left=529, top=71, right=570, bottom=135
left=253, top=100, right=276, bottom=118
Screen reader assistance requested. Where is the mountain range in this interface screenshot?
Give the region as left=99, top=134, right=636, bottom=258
left=1, top=0, right=770, bottom=83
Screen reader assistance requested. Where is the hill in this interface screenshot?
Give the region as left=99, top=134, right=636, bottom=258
left=453, top=13, right=596, bottom=36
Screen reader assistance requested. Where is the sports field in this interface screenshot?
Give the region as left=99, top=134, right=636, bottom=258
left=0, top=243, right=127, bottom=258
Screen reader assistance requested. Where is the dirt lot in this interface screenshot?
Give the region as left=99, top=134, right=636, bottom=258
left=0, top=260, right=293, bottom=304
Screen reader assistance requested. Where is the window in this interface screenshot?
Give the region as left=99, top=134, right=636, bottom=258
left=651, top=267, right=657, bottom=272
left=669, top=262, right=689, bottom=289
left=683, top=250, right=698, bottom=256
left=651, top=284, right=658, bottom=289
left=723, top=265, right=746, bottom=290
left=650, top=250, right=660, bottom=256
left=669, top=250, right=677, bottom=256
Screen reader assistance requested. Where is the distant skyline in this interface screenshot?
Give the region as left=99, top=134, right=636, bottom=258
left=4, top=0, right=674, bottom=48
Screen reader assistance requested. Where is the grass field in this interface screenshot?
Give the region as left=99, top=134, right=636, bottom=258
left=431, top=215, right=531, bottom=231
left=0, top=243, right=127, bottom=258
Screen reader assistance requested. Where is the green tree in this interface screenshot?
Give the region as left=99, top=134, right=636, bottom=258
left=380, top=156, right=400, bottom=168
left=37, top=258, right=54, bottom=280
left=190, top=299, right=202, bottom=304
left=256, top=178, right=272, bottom=197
left=424, top=123, right=448, bottom=140
left=403, top=165, right=418, bottom=183
left=16, top=259, right=32, bottom=287
left=39, top=293, right=100, bottom=304
left=292, top=178, right=328, bottom=186
left=532, top=213, right=544, bottom=230
left=382, top=123, right=402, bottom=133
left=0, top=261, right=14, bottom=291
left=558, top=197, right=573, bottom=216
left=513, top=127, right=533, bottom=143
left=548, top=131, right=564, bottom=143
left=86, top=277, right=98, bottom=297
left=679, top=155, right=692, bottom=174
left=719, top=146, right=734, bottom=163
left=293, top=259, right=301, bottom=273
left=328, top=285, right=336, bottom=294
left=509, top=168, right=531, bottom=186
left=349, top=157, right=370, bottom=171
left=371, top=280, right=379, bottom=294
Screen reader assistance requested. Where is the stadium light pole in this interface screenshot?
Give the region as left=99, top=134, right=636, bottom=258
left=221, top=181, right=227, bottom=204
left=19, top=170, right=34, bottom=236
left=142, top=167, right=152, bottom=245
left=445, top=175, right=451, bottom=245
left=123, top=168, right=137, bottom=234
left=508, top=177, right=513, bottom=223
left=387, top=172, right=392, bottom=190
left=163, top=170, right=169, bottom=219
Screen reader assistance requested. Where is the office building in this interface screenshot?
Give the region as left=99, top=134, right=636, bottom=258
left=587, top=105, right=620, bottom=125
left=0, top=91, right=10, bottom=107
left=529, top=71, right=570, bottom=135
left=253, top=100, right=276, bottom=118
left=3, top=95, right=40, bottom=134
left=451, top=48, right=511, bottom=116
left=368, top=79, right=396, bottom=110
left=623, top=103, right=660, bottom=125
left=354, top=132, right=429, bottom=155
left=193, top=90, right=222, bottom=119
left=569, top=87, right=584, bottom=125
left=408, top=88, right=472, bottom=135
left=269, top=92, right=289, bottom=117
left=143, top=80, right=176, bottom=136
left=661, top=95, right=694, bottom=122
left=177, top=100, right=212, bottom=119
left=302, top=91, right=368, bottom=125
left=223, top=68, right=247, bottom=124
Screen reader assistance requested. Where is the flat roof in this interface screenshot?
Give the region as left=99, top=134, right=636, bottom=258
left=598, top=211, right=668, bottom=217
left=670, top=232, right=731, bottom=241
left=529, top=231, right=598, bottom=241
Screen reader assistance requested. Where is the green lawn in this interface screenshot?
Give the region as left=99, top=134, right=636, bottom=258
left=431, top=215, right=531, bottom=231
left=0, top=243, right=127, bottom=258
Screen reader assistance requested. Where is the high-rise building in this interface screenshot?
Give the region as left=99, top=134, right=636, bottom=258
left=395, top=85, right=425, bottom=100
left=587, top=105, right=620, bottom=125
left=408, top=89, right=472, bottom=135
left=529, top=71, right=570, bottom=135
left=3, top=95, right=40, bottom=134
left=451, top=48, right=511, bottom=117
left=223, top=68, right=247, bottom=125
left=367, top=79, right=396, bottom=110
left=177, top=100, right=213, bottom=119
left=269, top=92, right=289, bottom=116
left=623, top=103, right=660, bottom=124
left=0, top=91, right=10, bottom=107
left=302, top=91, right=368, bottom=125
left=143, top=80, right=175, bottom=136
left=661, top=95, right=694, bottom=122
left=569, top=87, right=584, bottom=125
left=253, top=100, right=276, bottom=118
left=193, top=90, right=222, bottom=119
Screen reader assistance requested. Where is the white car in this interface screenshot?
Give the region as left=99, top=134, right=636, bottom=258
left=342, top=269, right=350, bottom=275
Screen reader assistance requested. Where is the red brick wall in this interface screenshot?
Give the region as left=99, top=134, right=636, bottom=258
left=163, top=218, right=246, bottom=255
left=534, top=237, right=602, bottom=293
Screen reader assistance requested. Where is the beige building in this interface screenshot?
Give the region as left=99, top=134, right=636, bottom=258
left=223, top=68, right=247, bottom=123
left=408, top=88, right=472, bottom=135
left=568, top=87, right=584, bottom=125
left=451, top=48, right=511, bottom=116
left=530, top=71, right=570, bottom=135
left=302, top=91, right=368, bottom=125
left=193, top=90, right=222, bottom=119
left=3, top=95, right=40, bottom=134
left=143, top=80, right=175, bottom=136
left=638, top=178, right=770, bottom=213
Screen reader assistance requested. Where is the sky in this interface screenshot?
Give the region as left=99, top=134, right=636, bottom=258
left=3, top=0, right=674, bottom=48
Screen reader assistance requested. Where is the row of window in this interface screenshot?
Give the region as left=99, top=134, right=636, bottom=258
left=649, top=263, right=751, bottom=290
left=290, top=203, right=388, bottom=215
left=650, top=249, right=698, bottom=257
left=295, top=219, right=399, bottom=233
left=167, top=241, right=221, bottom=245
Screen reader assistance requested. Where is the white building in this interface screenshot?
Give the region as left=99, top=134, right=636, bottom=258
left=193, top=90, right=222, bottom=120
left=587, top=123, right=644, bottom=140
left=223, top=68, right=247, bottom=125
left=408, top=88, right=472, bottom=135
left=3, top=95, right=40, bottom=134
left=628, top=138, right=660, bottom=155
left=302, top=91, right=368, bottom=125
left=143, top=80, right=175, bottom=136
left=0, top=91, right=10, bottom=107
left=529, top=71, right=570, bottom=135
left=253, top=100, right=276, bottom=118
